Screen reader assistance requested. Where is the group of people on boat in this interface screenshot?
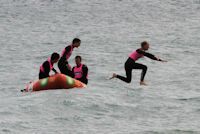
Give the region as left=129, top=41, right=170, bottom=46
left=39, top=38, right=88, bottom=85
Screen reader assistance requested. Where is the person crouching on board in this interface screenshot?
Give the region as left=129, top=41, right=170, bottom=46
left=72, top=56, right=88, bottom=85
left=58, top=38, right=81, bottom=77
left=39, top=52, right=60, bottom=79
left=110, top=41, right=167, bottom=85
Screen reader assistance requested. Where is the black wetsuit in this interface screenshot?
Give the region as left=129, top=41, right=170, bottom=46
left=72, top=65, right=88, bottom=85
left=116, top=49, right=159, bottom=83
left=39, top=61, right=57, bottom=79
left=58, top=46, right=73, bottom=77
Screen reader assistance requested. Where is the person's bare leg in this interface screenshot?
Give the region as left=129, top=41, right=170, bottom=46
left=140, top=81, right=147, bottom=86
left=110, top=73, right=117, bottom=79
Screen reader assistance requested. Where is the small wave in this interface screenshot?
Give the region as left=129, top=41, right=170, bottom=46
left=166, top=129, right=199, bottom=134
left=176, top=97, right=200, bottom=101
left=54, top=117, right=69, bottom=121
left=62, top=100, right=75, bottom=106
left=1, top=129, right=11, bottom=133
left=141, top=129, right=199, bottom=134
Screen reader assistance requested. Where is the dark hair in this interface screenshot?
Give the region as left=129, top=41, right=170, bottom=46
left=141, top=41, right=148, bottom=47
left=75, top=55, right=82, bottom=61
left=51, top=52, right=60, bottom=61
left=72, top=38, right=81, bottom=44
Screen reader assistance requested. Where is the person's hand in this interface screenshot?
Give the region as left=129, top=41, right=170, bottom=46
left=161, top=60, right=168, bottom=62
left=156, top=56, right=167, bottom=62
left=158, top=59, right=168, bottom=62
left=156, top=56, right=160, bottom=60
left=67, top=64, right=72, bottom=71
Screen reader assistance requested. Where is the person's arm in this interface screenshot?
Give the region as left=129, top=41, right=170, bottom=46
left=81, top=65, right=88, bottom=79
left=71, top=67, right=75, bottom=78
left=136, top=49, right=158, bottom=61
left=43, top=61, right=50, bottom=73
left=52, top=68, right=58, bottom=74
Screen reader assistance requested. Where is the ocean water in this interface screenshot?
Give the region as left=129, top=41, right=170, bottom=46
left=0, top=0, right=200, bottom=133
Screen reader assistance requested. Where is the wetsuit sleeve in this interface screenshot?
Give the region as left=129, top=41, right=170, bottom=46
left=52, top=68, right=58, bottom=74
left=136, top=49, right=158, bottom=60
left=43, top=61, right=50, bottom=73
left=71, top=67, right=75, bottom=78
left=81, top=65, right=88, bottom=79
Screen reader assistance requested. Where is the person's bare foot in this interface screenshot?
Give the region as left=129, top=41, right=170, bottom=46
left=140, top=81, right=147, bottom=86
left=109, top=73, right=117, bottom=80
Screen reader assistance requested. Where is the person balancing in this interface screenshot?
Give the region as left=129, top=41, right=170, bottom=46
left=58, top=38, right=81, bottom=77
left=110, top=41, right=167, bottom=85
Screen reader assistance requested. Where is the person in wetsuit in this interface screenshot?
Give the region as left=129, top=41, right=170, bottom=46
left=110, top=41, right=167, bottom=85
left=72, top=56, right=88, bottom=85
left=39, top=52, right=60, bottom=79
left=58, top=38, right=81, bottom=77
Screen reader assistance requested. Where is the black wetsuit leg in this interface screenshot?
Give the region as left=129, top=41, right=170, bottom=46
left=132, top=62, right=147, bottom=81
left=84, top=79, right=88, bottom=85
left=77, top=78, right=88, bottom=85
left=58, top=57, right=73, bottom=77
left=39, top=72, right=49, bottom=79
left=116, top=58, right=134, bottom=83
left=116, top=58, right=147, bottom=83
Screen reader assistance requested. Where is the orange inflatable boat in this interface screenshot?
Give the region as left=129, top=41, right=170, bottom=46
left=23, top=73, right=86, bottom=92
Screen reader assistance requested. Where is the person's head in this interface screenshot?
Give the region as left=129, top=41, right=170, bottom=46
left=72, top=38, right=81, bottom=48
left=75, top=55, right=82, bottom=66
left=141, top=41, right=149, bottom=50
left=51, top=52, right=60, bottom=63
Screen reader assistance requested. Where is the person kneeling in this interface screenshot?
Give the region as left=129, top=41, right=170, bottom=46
left=39, top=52, right=60, bottom=79
left=72, top=56, right=88, bottom=85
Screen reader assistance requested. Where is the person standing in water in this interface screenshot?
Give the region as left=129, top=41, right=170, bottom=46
left=58, top=38, right=81, bottom=77
left=72, top=56, right=88, bottom=85
left=39, top=52, right=60, bottom=79
left=110, top=41, right=167, bottom=85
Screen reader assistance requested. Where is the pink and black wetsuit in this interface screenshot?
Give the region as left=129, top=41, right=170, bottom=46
left=58, top=45, right=74, bottom=77
left=116, top=49, right=160, bottom=83
left=72, top=64, right=88, bottom=84
left=39, top=58, right=57, bottom=79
